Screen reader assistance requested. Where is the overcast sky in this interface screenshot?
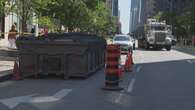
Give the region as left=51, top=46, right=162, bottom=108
left=119, top=0, right=131, bottom=34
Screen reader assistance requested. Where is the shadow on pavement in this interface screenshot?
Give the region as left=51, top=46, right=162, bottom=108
left=135, top=48, right=169, bottom=52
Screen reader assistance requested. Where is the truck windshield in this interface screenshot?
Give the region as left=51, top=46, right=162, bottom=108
left=151, top=26, right=166, bottom=31
left=114, top=36, right=130, bottom=41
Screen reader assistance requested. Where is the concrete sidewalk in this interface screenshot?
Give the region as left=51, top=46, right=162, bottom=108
left=0, top=47, right=16, bottom=82
left=0, top=47, right=18, bottom=57
left=0, top=59, right=14, bottom=82
left=174, top=45, right=195, bottom=56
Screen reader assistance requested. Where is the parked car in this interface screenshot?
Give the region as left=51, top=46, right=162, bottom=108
left=113, top=34, right=134, bottom=53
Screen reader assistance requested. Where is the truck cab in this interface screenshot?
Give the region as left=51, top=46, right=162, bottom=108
left=144, top=19, right=172, bottom=51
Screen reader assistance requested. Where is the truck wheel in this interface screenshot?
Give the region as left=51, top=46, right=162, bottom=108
left=133, top=44, right=136, bottom=50
left=166, top=45, right=171, bottom=51
left=156, top=46, right=163, bottom=50
left=144, top=43, right=149, bottom=50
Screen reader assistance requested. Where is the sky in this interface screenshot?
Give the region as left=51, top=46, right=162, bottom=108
left=119, top=0, right=131, bottom=34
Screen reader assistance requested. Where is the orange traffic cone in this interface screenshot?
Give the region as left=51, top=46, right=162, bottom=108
left=12, top=61, right=22, bottom=80
left=124, top=52, right=133, bottom=72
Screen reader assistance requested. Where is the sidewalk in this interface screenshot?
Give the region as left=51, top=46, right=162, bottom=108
left=174, top=45, right=195, bottom=56
left=0, top=60, right=14, bottom=82
left=0, top=39, right=9, bottom=48
left=0, top=47, right=16, bottom=82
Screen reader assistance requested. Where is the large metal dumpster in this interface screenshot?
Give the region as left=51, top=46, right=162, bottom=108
left=16, top=33, right=107, bottom=79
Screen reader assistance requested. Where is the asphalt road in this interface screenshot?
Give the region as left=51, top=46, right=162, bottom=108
left=0, top=49, right=195, bottom=110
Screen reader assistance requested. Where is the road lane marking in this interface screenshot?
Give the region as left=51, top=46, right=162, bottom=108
left=30, top=89, right=72, bottom=103
left=186, top=60, right=195, bottom=64
left=127, top=78, right=136, bottom=93
left=0, top=89, right=72, bottom=109
left=187, top=60, right=192, bottom=64
left=136, top=66, right=142, bottom=73
left=114, top=93, right=123, bottom=103
left=0, top=94, right=38, bottom=109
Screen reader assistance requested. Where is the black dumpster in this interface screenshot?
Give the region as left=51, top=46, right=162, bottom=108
left=16, top=33, right=106, bottom=79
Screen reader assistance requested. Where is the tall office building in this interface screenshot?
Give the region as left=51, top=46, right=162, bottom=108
left=130, top=0, right=153, bottom=33
left=112, top=0, right=119, bottom=16
left=155, top=0, right=195, bottom=14
left=106, top=0, right=121, bottom=33
left=130, top=0, right=195, bottom=35
left=106, top=0, right=119, bottom=17
left=130, top=0, right=139, bottom=33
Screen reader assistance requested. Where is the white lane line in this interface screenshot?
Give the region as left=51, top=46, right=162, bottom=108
left=136, top=66, right=142, bottom=73
left=114, top=93, right=123, bottom=103
left=0, top=89, right=72, bottom=109
left=127, top=78, right=136, bottom=93
left=187, top=60, right=193, bottom=64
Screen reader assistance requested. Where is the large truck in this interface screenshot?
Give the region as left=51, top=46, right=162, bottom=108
left=138, top=19, right=172, bottom=51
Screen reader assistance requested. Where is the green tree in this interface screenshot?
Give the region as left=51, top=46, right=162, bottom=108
left=11, top=0, right=33, bottom=32
left=157, top=2, right=195, bottom=38
left=191, top=3, right=195, bottom=35
left=37, top=16, right=57, bottom=32
left=153, top=11, right=163, bottom=21
left=9, top=0, right=116, bottom=35
left=10, top=0, right=54, bottom=32
left=37, top=0, right=116, bottom=35
left=0, top=0, right=17, bottom=17
left=0, top=0, right=5, bottom=17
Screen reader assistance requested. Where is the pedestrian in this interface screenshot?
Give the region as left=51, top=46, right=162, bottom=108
left=8, top=25, right=18, bottom=49
left=31, top=28, right=35, bottom=34
left=30, top=28, right=36, bottom=37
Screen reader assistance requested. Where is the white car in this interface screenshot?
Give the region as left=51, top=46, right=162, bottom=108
left=113, top=35, right=134, bottom=53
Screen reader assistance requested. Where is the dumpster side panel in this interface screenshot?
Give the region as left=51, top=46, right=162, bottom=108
left=66, top=54, right=89, bottom=77
left=19, top=54, right=37, bottom=77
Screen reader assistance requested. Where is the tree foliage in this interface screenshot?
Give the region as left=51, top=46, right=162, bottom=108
left=190, top=3, right=195, bottom=35
left=0, top=0, right=5, bottom=17
left=0, top=0, right=117, bottom=35
left=36, top=0, right=116, bottom=35
left=0, top=0, right=15, bottom=17
left=156, top=2, right=195, bottom=38
left=153, top=11, right=163, bottom=21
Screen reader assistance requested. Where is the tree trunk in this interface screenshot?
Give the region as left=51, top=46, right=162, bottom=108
left=0, top=14, right=5, bottom=39
left=0, top=2, right=5, bottom=38
left=21, top=0, right=28, bottom=34
left=21, top=17, right=28, bottom=33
